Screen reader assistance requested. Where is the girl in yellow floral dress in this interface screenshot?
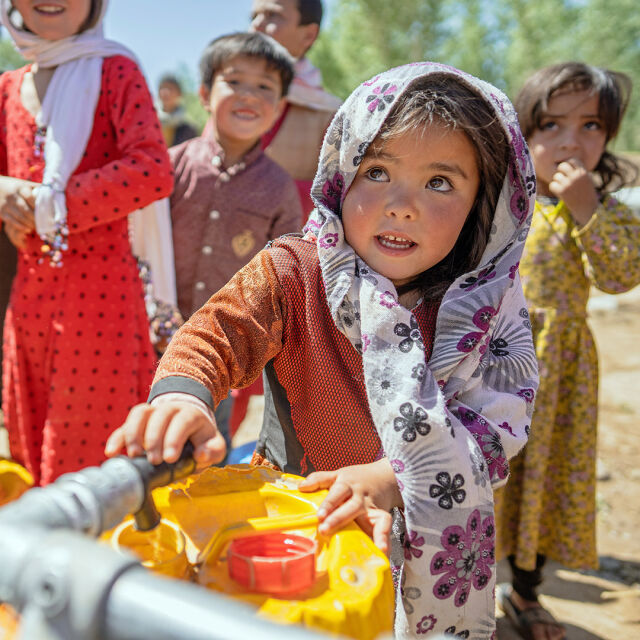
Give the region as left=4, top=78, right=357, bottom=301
left=495, top=62, right=640, bottom=640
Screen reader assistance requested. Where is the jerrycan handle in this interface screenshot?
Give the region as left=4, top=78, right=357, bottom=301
left=195, top=512, right=319, bottom=568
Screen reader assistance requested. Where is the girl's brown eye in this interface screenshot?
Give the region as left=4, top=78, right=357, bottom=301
left=366, top=167, right=388, bottom=181
left=428, top=177, right=452, bottom=192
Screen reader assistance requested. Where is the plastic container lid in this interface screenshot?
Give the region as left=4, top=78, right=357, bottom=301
left=227, top=532, right=316, bottom=596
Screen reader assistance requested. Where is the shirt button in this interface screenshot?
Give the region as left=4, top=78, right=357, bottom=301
left=202, top=245, right=213, bottom=255
left=195, top=281, right=205, bottom=291
left=209, top=210, right=220, bottom=220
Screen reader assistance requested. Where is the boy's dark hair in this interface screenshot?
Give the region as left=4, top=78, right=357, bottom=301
left=516, top=62, right=636, bottom=193
left=199, top=32, right=295, bottom=96
left=158, top=74, right=183, bottom=93
left=297, top=0, right=323, bottom=26
left=372, top=75, right=510, bottom=301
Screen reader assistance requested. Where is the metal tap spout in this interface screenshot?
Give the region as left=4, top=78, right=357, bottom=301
left=130, top=443, right=196, bottom=531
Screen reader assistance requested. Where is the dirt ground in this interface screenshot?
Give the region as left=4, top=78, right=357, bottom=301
left=1, top=286, right=639, bottom=640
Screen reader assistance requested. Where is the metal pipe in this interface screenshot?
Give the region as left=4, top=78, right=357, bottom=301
left=0, top=457, right=144, bottom=536
left=0, top=524, right=331, bottom=640
left=103, top=569, right=331, bottom=640
left=0, top=447, right=196, bottom=537
left=0, top=450, right=338, bottom=640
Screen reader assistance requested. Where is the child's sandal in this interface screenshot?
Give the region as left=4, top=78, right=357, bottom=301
left=496, top=583, right=566, bottom=640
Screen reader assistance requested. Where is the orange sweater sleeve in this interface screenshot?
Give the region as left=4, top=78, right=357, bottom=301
left=153, top=249, right=286, bottom=408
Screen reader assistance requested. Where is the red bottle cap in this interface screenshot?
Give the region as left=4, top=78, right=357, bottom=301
left=227, top=532, right=316, bottom=596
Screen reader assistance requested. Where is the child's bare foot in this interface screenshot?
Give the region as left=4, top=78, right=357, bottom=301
left=497, top=583, right=566, bottom=640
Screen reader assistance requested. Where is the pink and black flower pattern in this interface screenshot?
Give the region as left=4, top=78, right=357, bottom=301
left=459, top=265, right=497, bottom=291
left=402, top=528, right=426, bottom=560
left=431, top=509, right=495, bottom=607
left=321, top=172, right=344, bottom=210
left=517, top=388, right=535, bottom=404
left=457, top=409, right=509, bottom=482
left=416, top=614, right=437, bottom=635
left=457, top=304, right=496, bottom=353
left=457, top=331, right=484, bottom=353
left=509, top=160, right=529, bottom=224
left=379, top=291, right=399, bottom=308
left=366, top=82, right=397, bottom=113
left=318, top=232, right=339, bottom=249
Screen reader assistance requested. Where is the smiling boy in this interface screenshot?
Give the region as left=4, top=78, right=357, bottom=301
left=168, top=32, right=302, bottom=450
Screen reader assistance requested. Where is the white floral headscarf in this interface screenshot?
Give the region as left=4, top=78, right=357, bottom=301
left=305, top=63, right=538, bottom=638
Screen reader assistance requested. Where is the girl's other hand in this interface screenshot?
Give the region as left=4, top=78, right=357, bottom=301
left=0, top=176, right=37, bottom=233
left=549, top=158, right=600, bottom=225
left=299, top=458, right=403, bottom=555
left=104, top=398, right=226, bottom=468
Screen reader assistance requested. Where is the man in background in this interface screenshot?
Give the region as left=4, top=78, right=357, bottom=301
left=250, top=0, right=341, bottom=218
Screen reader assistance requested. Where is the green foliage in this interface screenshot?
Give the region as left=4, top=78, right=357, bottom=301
left=310, top=0, right=449, bottom=99
left=183, top=92, right=208, bottom=134
left=0, top=37, right=24, bottom=72
left=439, top=0, right=503, bottom=86
left=174, top=62, right=208, bottom=133
left=310, top=0, right=640, bottom=150
left=573, top=0, right=640, bottom=150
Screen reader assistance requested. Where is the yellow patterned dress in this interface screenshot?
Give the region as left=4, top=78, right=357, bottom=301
left=495, top=195, right=640, bottom=570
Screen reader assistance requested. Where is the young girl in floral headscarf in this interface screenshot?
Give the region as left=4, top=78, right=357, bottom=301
left=107, top=62, right=538, bottom=637
left=494, top=62, right=640, bottom=640
left=0, top=0, right=173, bottom=486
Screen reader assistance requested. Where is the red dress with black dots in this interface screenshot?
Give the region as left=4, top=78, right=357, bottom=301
left=0, top=56, right=174, bottom=485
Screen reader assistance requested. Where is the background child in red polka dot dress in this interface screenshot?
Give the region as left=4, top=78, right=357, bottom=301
left=0, top=0, right=173, bottom=485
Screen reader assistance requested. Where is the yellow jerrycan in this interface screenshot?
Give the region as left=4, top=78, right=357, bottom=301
left=0, top=460, right=33, bottom=637
left=0, top=460, right=33, bottom=508
left=110, top=465, right=395, bottom=640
